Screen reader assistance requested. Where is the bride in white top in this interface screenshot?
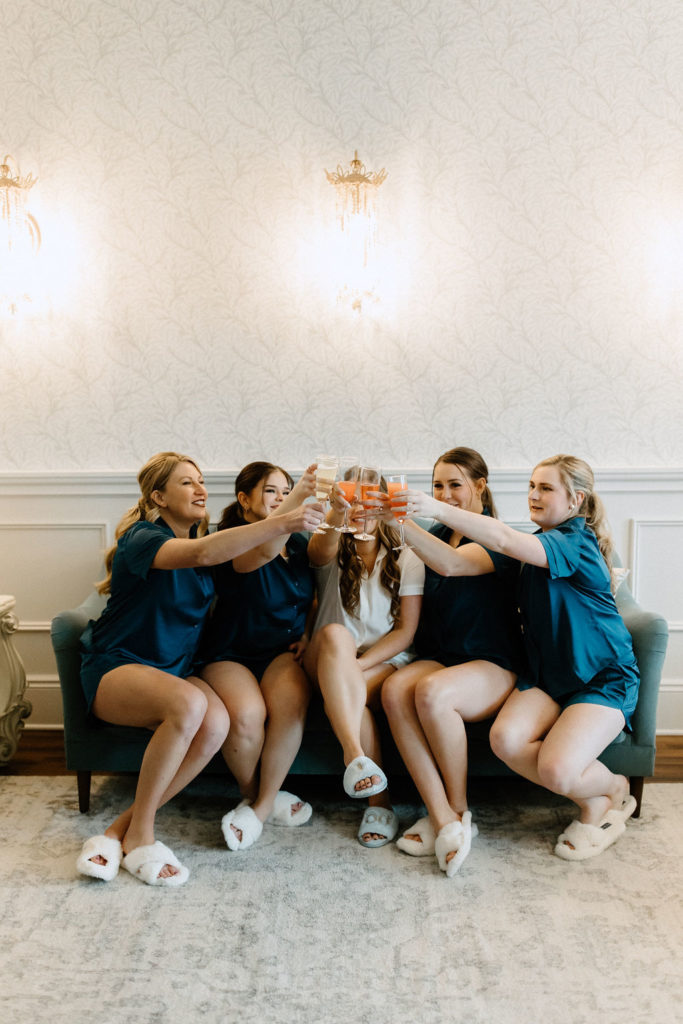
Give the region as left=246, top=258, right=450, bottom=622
left=304, top=476, right=424, bottom=847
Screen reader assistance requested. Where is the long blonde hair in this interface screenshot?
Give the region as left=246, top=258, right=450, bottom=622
left=535, top=454, right=614, bottom=569
left=96, top=451, right=208, bottom=594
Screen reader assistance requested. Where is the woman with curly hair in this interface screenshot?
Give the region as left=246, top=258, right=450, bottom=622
left=304, top=473, right=424, bottom=848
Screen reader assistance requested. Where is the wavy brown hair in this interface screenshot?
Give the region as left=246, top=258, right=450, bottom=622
left=338, top=478, right=402, bottom=622
left=97, top=452, right=207, bottom=594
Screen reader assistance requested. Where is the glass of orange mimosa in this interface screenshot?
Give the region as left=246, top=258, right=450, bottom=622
left=335, top=457, right=360, bottom=533
left=356, top=464, right=380, bottom=541
left=386, top=473, right=408, bottom=550
left=313, top=454, right=338, bottom=534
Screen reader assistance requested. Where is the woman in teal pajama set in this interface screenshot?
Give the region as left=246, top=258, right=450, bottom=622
left=399, top=453, right=640, bottom=864
left=76, top=451, right=323, bottom=887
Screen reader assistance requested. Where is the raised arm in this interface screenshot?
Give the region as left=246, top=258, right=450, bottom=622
left=307, top=485, right=347, bottom=566
left=402, top=489, right=549, bottom=571
left=152, top=502, right=325, bottom=570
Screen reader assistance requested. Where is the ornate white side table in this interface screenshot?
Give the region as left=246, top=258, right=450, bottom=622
left=0, top=595, right=32, bottom=764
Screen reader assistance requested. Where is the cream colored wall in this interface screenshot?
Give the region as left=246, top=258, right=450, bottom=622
left=0, top=2, right=681, bottom=728
left=0, top=0, right=682, bottom=470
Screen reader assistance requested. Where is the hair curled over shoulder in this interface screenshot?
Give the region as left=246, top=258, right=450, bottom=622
left=338, top=476, right=402, bottom=622
left=217, top=461, right=294, bottom=530
left=535, top=454, right=614, bottom=569
left=434, top=446, right=498, bottom=518
left=96, top=451, right=206, bottom=594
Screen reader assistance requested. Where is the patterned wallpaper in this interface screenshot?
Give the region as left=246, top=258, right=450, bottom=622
left=0, top=0, right=682, bottom=473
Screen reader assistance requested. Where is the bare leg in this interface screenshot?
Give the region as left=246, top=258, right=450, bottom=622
left=304, top=625, right=385, bottom=792
left=201, top=660, right=267, bottom=801
left=359, top=684, right=395, bottom=843
left=415, top=661, right=516, bottom=827
left=382, top=661, right=453, bottom=835
left=92, top=667, right=229, bottom=878
left=490, top=689, right=628, bottom=823
left=105, top=677, right=229, bottom=841
left=250, top=653, right=312, bottom=822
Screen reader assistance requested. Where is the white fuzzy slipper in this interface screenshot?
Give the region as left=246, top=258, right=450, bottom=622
left=434, top=812, right=475, bottom=877
left=357, top=807, right=399, bottom=848
left=222, top=803, right=264, bottom=851
left=121, top=841, right=189, bottom=887
left=555, top=794, right=637, bottom=862
left=396, top=816, right=436, bottom=857
left=76, top=834, right=122, bottom=882
left=267, top=791, right=313, bottom=827
left=343, top=756, right=387, bottom=799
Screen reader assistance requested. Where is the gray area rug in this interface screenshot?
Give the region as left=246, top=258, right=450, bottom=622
left=0, top=775, right=681, bottom=1024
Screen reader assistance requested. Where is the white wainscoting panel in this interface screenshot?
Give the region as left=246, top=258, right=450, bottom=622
left=629, top=518, right=683, bottom=733
left=0, top=522, right=108, bottom=730
left=1, top=470, right=681, bottom=731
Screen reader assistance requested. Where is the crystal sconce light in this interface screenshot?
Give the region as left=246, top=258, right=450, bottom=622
left=325, top=151, right=387, bottom=312
left=0, top=155, right=41, bottom=315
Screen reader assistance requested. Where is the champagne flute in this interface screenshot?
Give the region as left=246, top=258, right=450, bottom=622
left=313, top=454, right=338, bottom=534
left=386, top=473, right=409, bottom=551
left=356, top=464, right=380, bottom=542
left=335, top=457, right=360, bottom=533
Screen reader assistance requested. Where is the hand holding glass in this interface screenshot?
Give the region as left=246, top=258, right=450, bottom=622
left=335, top=457, right=360, bottom=534
left=386, top=474, right=409, bottom=551
left=314, top=455, right=338, bottom=534
left=356, top=465, right=380, bottom=541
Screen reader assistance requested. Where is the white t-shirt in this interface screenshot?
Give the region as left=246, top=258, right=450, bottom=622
left=312, top=545, right=425, bottom=667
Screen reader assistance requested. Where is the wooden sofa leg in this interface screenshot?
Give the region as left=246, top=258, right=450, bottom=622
left=77, top=770, right=92, bottom=813
left=629, top=776, right=644, bottom=818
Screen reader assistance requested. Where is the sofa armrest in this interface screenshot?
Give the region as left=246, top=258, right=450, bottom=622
left=615, top=583, right=668, bottom=748
left=51, top=590, right=107, bottom=732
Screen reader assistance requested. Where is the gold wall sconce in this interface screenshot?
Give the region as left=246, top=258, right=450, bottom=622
left=325, top=151, right=387, bottom=312
left=0, top=155, right=41, bottom=315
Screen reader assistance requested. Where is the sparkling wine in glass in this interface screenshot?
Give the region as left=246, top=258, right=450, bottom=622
left=314, top=454, right=338, bottom=534
left=386, top=474, right=408, bottom=550
left=356, top=465, right=380, bottom=542
left=336, top=457, right=360, bottom=533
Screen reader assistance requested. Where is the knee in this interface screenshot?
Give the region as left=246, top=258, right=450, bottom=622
left=228, top=701, right=266, bottom=743
left=169, top=686, right=209, bottom=738
left=318, top=623, right=354, bottom=656
left=536, top=751, right=578, bottom=797
left=414, top=674, right=448, bottom=723
left=267, top=683, right=310, bottom=723
left=489, top=717, right=522, bottom=765
left=381, top=674, right=410, bottom=719
left=196, top=701, right=230, bottom=757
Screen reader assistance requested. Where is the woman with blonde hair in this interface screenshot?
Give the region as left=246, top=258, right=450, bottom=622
left=380, top=447, right=523, bottom=876
left=199, top=461, right=320, bottom=851
left=304, top=477, right=424, bottom=848
left=76, top=451, right=323, bottom=887
left=397, top=454, right=640, bottom=863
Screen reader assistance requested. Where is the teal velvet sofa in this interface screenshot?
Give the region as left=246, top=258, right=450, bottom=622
left=51, top=575, right=668, bottom=815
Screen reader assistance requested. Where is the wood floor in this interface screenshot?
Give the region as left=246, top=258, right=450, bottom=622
left=3, top=729, right=683, bottom=781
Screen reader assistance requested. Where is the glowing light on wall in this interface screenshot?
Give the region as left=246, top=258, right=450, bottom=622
left=325, top=151, right=387, bottom=312
left=0, top=156, right=41, bottom=315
